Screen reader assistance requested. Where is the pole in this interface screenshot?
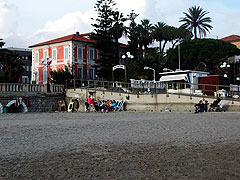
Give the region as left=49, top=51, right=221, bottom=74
left=153, top=69, right=156, bottom=82
left=125, top=66, right=127, bottom=82
left=234, top=62, right=236, bottom=84
left=112, top=68, right=114, bottom=82
left=178, top=44, right=181, bottom=70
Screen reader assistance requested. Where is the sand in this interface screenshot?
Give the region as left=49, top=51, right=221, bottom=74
left=0, top=112, right=240, bottom=179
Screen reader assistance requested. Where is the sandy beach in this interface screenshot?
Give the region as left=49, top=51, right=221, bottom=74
left=0, top=112, right=240, bottom=179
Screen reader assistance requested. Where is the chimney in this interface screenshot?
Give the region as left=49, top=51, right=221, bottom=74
left=76, top=32, right=80, bottom=36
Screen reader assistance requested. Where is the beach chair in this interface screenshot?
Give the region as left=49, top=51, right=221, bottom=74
left=117, top=100, right=125, bottom=111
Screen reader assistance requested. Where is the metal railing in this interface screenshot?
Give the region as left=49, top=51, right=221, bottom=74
left=66, top=79, right=240, bottom=102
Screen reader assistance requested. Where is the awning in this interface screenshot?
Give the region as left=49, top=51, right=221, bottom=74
left=160, top=74, right=190, bottom=82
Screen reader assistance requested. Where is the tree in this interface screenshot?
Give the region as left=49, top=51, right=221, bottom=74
left=139, top=19, right=153, bottom=57
left=92, top=0, right=122, bottom=80
left=152, top=22, right=166, bottom=54
left=50, top=65, right=74, bottom=85
left=166, top=39, right=240, bottom=74
left=0, top=49, right=24, bottom=83
left=0, top=39, right=5, bottom=48
left=111, top=11, right=127, bottom=63
left=179, top=6, right=213, bottom=39
left=126, top=10, right=140, bottom=59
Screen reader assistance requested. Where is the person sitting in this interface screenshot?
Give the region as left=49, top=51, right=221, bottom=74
left=204, top=100, right=209, bottom=112
left=110, top=100, right=118, bottom=111
left=195, top=100, right=204, bottom=113
left=199, top=100, right=204, bottom=112
left=94, top=99, right=102, bottom=112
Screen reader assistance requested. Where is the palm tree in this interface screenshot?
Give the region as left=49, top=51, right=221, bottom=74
left=179, top=6, right=213, bottom=39
left=111, top=11, right=127, bottom=64
left=152, top=22, right=166, bottom=54
left=139, top=19, right=153, bottom=57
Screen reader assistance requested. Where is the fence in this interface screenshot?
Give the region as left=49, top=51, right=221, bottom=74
left=0, top=83, right=64, bottom=93
left=66, top=79, right=240, bottom=102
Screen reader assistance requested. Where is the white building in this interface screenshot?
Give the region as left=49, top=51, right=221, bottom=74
left=159, top=70, right=209, bottom=95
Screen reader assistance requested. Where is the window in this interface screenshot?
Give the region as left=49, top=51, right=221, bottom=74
left=52, top=49, right=57, bottom=61
left=64, top=46, right=69, bottom=59
left=35, top=71, right=39, bottom=84
left=89, top=48, right=94, bottom=60
left=168, top=83, right=172, bottom=89
left=82, top=68, right=85, bottom=79
left=77, top=67, right=82, bottom=78
left=22, top=76, right=29, bottom=83
left=43, top=49, right=48, bottom=59
left=180, top=83, right=185, bottom=89
left=88, top=69, right=94, bottom=80
left=78, top=47, right=83, bottom=60
left=43, top=69, right=47, bottom=84
left=35, top=51, right=39, bottom=63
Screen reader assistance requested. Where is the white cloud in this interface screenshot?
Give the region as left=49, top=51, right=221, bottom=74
left=0, top=2, right=19, bottom=42
left=1, top=0, right=240, bottom=48
left=29, top=10, right=95, bottom=46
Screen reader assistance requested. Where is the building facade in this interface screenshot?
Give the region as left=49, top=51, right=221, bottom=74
left=29, top=32, right=127, bottom=84
left=221, top=35, right=240, bottom=84
left=2, top=47, right=32, bottom=83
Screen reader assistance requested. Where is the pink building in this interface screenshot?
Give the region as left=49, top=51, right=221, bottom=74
left=29, top=32, right=127, bottom=84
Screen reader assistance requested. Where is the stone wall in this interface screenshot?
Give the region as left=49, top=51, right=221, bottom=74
left=0, top=92, right=64, bottom=112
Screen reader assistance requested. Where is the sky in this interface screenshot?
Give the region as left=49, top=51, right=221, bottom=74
left=0, top=0, right=240, bottom=48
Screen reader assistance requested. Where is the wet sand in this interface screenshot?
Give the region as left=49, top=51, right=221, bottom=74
left=0, top=112, right=240, bottom=179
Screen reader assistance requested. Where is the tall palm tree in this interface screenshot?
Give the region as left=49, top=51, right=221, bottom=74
left=179, top=6, right=213, bottom=39
left=111, top=11, right=127, bottom=64
left=139, top=19, right=153, bottom=57
left=152, top=22, right=166, bottom=54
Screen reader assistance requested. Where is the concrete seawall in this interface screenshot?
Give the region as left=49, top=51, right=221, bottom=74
left=66, top=88, right=240, bottom=112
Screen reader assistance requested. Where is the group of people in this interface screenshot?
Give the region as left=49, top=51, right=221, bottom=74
left=86, top=96, right=124, bottom=113
left=195, top=97, right=225, bottom=113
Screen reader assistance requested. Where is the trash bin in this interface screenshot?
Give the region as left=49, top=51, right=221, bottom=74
left=3, top=107, right=8, bottom=113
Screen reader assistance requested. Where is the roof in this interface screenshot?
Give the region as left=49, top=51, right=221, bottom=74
left=160, top=74, right=190, bottom=82
left=221, top=35, right=240, bottom=42
left=6, top=47, right=31, bottom=52
left=29, top=33, right=96, bottom=48
left=29, top=33, right=128, bottom=48
left=159, top=70, right=209, bottom=75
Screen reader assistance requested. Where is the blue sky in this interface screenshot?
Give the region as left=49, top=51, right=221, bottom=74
left=0, top=0, right=240, bottom=48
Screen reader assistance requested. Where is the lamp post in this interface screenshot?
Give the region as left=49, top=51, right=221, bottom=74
left=144, top=66, right=156, bottom=82
left=178, top=44, right=181, bottom=70
left=122, top=52, right=134, bottom=82
left=41, top=56, right=52, bottom=91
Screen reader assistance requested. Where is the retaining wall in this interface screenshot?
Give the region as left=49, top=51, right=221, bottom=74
left=66, top=88, right=240, bottom=112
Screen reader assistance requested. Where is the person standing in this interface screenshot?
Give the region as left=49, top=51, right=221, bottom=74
left=87, top=96, right=94, bottom=112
